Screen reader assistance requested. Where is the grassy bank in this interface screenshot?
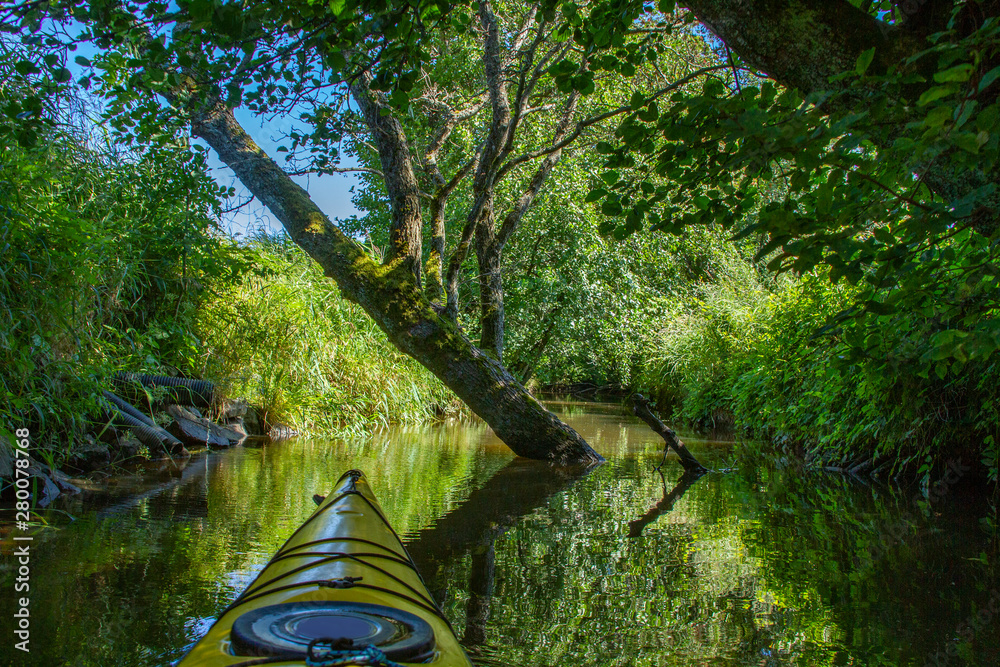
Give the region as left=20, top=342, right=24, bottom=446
left=193, top=234, right=461, bottom=434
left=0, top=129, right=458, bottom=478
left=635, top=253, right=1000, bottom=485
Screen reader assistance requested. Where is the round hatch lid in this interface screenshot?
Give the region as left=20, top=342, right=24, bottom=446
left=230, top=601, right=436, bottom=662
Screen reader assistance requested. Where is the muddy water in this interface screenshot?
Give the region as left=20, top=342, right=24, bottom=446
left=1, top=399, right=996, bottom=666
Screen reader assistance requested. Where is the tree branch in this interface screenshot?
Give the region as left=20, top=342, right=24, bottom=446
left=632, top=394, right=708, bottom=474
left=498, top=65, right=726, bottom=180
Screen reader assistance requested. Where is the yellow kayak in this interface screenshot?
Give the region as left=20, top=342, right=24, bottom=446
left=177, top=470, right=472, bottom=667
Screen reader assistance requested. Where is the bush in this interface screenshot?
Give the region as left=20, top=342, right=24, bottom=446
left=638, top=255, right=1000, bottom=480
left=0, top=128, right=237, bottom=468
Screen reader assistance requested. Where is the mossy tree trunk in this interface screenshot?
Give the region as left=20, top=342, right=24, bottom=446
left=190, top=97, right=603, bottom=464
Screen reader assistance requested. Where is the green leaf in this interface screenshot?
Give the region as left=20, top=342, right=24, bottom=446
left=816, top=183, right=833, bottom=215
left=549, top=59, right=577, bottom=77
left=955, top=132, right=981, bottom=154
left=703, top=78, right=723, bottom=97
left=864, top=301, right=894, bottom=316
left=934, top=64, right=973, bottom=83
left=917, top=86, right=954, bottom=107
left=855, top=47, right=875, bottom=76
left=979, top=65, right=1000, bottom=93
left=328, top=0, right=346, bottom=16
left=601, top=200, right=624, bottom=216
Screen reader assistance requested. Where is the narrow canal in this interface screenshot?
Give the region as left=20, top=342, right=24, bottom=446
left=1, top=400, right=996, bottom=666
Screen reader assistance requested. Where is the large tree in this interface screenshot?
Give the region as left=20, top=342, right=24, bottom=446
left=4, top=0, right=723, bottom=463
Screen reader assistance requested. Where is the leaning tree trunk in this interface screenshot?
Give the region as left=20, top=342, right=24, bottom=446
left=190, top=98, right=603, bottom=464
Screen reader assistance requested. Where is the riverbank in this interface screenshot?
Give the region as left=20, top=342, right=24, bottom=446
left=0, top=134, right=461, bottom=483
left=632, top=266, right=1000, bottom=491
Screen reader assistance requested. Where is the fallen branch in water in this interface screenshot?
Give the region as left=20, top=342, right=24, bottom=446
left=631, top=394, right=708, bottom=474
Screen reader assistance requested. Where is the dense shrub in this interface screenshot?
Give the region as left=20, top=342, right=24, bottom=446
left=0, top=129, right=237, bottom=467
left=638, top=257, right=1000, bottom=481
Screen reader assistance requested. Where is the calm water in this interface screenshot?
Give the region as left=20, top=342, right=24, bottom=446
left=1, top=400, right=997, bottom=666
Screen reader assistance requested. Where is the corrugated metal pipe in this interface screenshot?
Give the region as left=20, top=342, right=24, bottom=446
left=103, top=390, right=185, bottom=453
left=112, top=372, right=215, bottom=408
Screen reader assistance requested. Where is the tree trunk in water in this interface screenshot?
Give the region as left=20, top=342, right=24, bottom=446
left=190, top=98, right=603, bottom=464
left=631, top=394, right=707, bottom=473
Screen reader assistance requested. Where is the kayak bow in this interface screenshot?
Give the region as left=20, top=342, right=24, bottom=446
left=177, top=470, right=472, bottom=667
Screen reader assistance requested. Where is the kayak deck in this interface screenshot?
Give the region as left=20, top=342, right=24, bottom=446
left=177, top=470, right=471, bottom=666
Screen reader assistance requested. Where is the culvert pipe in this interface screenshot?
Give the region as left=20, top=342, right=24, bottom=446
left=103, top=391, right=184, bottom=453
left=112, top=372, right=215, bottom=408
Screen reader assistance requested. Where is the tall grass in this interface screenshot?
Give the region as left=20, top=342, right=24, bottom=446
left=637, top=248, right=783, bottom=427
left=0, top=128, right=233, bottom=468
left=194, top=234, right=462, bottom=434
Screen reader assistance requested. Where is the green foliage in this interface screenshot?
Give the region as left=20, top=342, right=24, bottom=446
left=194, top=234, right=461, bottom=432
left=0, top=89, right=458, bottom=476
left=638, top=243, right=790, bottom=426
left=638, top=251, right=1000, bottom=477
left=0, top=114, right=236, bottom=466
left=598, top=14, right=1000, bottom=381
left=7, top=0, right=998, bottom=482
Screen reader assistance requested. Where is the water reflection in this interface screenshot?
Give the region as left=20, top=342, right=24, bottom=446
left=0, top=400, right=996, bottom=666
left=627, top=469, right=704, bottom=538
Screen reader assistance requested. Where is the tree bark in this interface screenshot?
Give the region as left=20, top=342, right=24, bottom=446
left=189, top=97, right=603, bottom=464
left=683, top=0, right=913, bottom=97
left=349, top=71, right=424, bottom=281
left=475, top=213, right=505, bottom=360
